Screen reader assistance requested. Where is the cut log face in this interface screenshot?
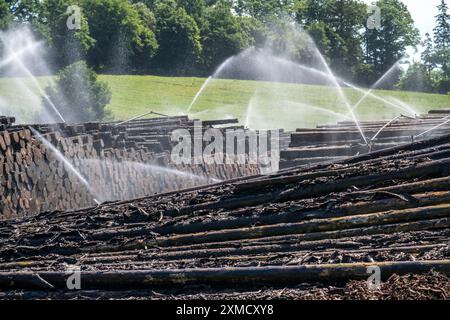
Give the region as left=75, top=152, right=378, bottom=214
left=0, top=116, right=267, bottom=219
left=281, top=111, right=450, bottom=169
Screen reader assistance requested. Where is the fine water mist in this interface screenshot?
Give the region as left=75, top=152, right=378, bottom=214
left=74, top=158, right=222, bottom=203
left=29, top=127, right=101, bottom=204
left=184, top=20, right=425, bottom=134
left=0, top=26, right=64, bottom=124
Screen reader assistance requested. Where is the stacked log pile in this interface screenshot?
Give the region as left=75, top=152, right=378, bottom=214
left=1, top=116, right=268, bottom=219
left=281, top=109, right=450, bottom=168
left=0, top=131, right=449, bottom=299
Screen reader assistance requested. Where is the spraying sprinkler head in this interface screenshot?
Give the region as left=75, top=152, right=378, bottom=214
left=114, top=110, right=170, bottom=127
left=413, top=116, right=450, bottom=140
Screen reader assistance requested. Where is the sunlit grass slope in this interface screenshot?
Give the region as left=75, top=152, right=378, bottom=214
left=0, top=75, right=448, bottom=130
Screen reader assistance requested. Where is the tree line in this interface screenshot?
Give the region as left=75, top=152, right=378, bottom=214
left=0, top=0, right=449, bottom=93
left=399, top=0, right=449, bottom=94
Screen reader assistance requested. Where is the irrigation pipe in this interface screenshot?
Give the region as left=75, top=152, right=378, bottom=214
left=114, top=110, right=169, bottom=127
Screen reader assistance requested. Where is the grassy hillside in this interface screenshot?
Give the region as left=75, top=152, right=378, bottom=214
left=1, top=75, right=449, bottom=130
left=100, top=75, right=450, bottom=130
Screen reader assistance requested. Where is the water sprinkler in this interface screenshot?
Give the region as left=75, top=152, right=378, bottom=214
left=401, top=114, right=417, bottom=120
left=29, top=126, right=101, bottom=205
left=370, top=115, right=403, bottom=143
left=114, top=110, right=169, bottom=127
left=413, top=116, right=450, bottom=140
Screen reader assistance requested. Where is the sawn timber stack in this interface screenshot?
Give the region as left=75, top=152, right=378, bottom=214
left=0, top=116, right=274, bottom=219
left=281, top=109, right=450, bottom=168
left=0, top=131, right=450, bottom=299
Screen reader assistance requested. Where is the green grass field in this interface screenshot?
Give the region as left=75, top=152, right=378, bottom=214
left=1, top=75, right=449, bottom=130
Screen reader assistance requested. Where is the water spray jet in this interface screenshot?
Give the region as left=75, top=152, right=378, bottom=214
left=29, top=127, right=101, bottom=204
left=370, top=115, right=403, bottom=142
left=187, top=76, right=212, bottom=113
left=350, top=59, right=404, bottom=114
left=115, top=110, right=169, bottom=127
left=313, top=48, right=369, bottom=146
left=0, top=31, right=66, bottom=123
left=414, top=116, right=450, bottom=140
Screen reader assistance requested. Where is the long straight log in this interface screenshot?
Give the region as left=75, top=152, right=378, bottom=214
left=29, top=215, right=434, bottom=264
left=282, top=132, right=450, bottom=173
left=71, top=242, right=448, bottom=269
left=1, top=260, right=449, bottom=290
left=239, top=144, right=450, bottom=192
left=9, top=216, right=443, bottom=260
left=171, top=158, right=450, bottom=216
left=359, top=176, right=450, bottom=195
left=344, top=133, right=450, bottom=164
left=153, top=191, right=450, bottom=236
left=75, top=242, right=448, bottom=265
left=156, top=204, right=450, bottom=246
left=147, top=218, right=450, bottom=253
left=277, top=158, right=450, bottom=202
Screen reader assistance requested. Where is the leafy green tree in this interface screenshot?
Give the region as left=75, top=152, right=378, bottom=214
left=238, top=14, right=266, bottom=46
left=133, top=0, right=207, bottom=22
left=131, top=2, right=159, bottom=73
left=294, top=0, right=326, bottom=22
left=42, top=60, right=111, bottom=122
left=433, top=0, right=450, bottom=80
left=129, top=0, right=157, bottom=10
left=153, top=0, right=201, bottom=74
left=325, top=0, right=366, bottom=77
left=397, top=62, right=435, bottom=93
left=200, top=0, right=255, bottom=72
left=176, top=0, right=206, bottom=24
left=353, top=63, right=375, bottom=87
left=295, top=0, right=366, bottom=79
left=41, top=0, right=95, bottom=69
left=4, top=0, right=52, bottom=40
left=133, top=2, right=157, bottom=32
left=0, top=0, right=12, bottom=29
left=2, top=1, right=94, bottom=70
left=82, top=0, right=158, bottom=73
left=5, top=0, right=42, bottom=23
left=421, top=33, right=435, bottom=76
left=363, top=0, right=420, bottom=86
left=233, top=0, right=294, bottom=21
left=305, top=21, right=331, bottom=56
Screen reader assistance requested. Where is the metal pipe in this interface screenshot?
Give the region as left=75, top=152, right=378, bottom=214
left=414, top=116, right=450, bottom=139
left=150, top=111, right=170, bottom=118
left=370, top=115, right=403, bottom=142
left=114, top=110, right=169, bottom=127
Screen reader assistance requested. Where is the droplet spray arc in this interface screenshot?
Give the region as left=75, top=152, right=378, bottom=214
left=0, top=28, right=66, bottom=123
left=313, top=48, right=369, bottom=145
left=187, top=76, right=212, bottom=113
left=29, top=127, right=101, bottom=205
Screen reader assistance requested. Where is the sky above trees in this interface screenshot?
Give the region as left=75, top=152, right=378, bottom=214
left=363, top=0, right=448, bottom=62
left=364, top=0, right=447, bottom=36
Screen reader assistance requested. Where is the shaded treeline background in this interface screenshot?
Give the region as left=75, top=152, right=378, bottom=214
left=0, top=0, right=449, bottom=93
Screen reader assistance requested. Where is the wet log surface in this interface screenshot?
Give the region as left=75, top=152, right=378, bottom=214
left=281, top=110, right=450, bottom=169
left=1, top=120, right=450, bottom=299
left=0, top=116, right=269, bottom=219
left=1, top=110, right=450, bottom=299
